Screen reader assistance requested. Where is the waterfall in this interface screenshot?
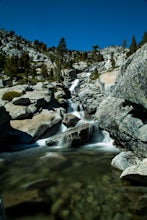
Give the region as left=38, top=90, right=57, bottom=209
left=83, top=129, right=119, bottom=152
left=35, top=77, right=118, bottom=152
left=69, top=79, right=80, bottom=94
left=36, top=123, right=67, bottom=148
left=57, top=123, right=67, bottom=133
left=68, top=79, right=85, bottom=120
left=68, top=77, right=118, bottom=151
left=36, top=138, right=49, bottom=147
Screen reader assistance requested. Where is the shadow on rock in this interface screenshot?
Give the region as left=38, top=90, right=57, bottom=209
left=0, top=128, right=35, bottom=153
left=5, top=201, right=50, bottom=219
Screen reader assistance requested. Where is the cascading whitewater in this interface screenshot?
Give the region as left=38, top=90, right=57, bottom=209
left=36, top=76, right=117, bottom=151
left=69, top=79, right=80, bottom=94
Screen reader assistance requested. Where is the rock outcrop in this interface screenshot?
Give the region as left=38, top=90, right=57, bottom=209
left=95, top=44, right=147, bottom=158
left=11, top=109, right=62, bottom=141
left=113, top=43, right=147, bottom=109
left=0, top=105, right=34, bottom=152
left=94, top=43, right=147, bottom=184
left=63, top=113, right=80, bottom=128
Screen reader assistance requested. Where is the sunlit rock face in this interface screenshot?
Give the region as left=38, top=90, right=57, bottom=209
left=113, top=43, right=147, bottom=109
left=95, top=44, right=147, bottom=157
left=11, top=109, right=62, bottom=141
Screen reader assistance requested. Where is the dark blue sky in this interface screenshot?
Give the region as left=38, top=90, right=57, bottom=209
left=0, top=0, right=147, bottom=50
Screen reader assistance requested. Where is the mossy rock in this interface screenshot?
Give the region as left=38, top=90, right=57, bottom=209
left=2, top=91, right=22, bottom=101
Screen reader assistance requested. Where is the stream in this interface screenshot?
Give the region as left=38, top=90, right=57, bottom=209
left=0, top=145, right=146, bottom=220
left=0, top=79, right=146, bottom=220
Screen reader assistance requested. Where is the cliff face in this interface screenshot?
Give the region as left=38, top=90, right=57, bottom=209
left=113, top=43, right=147, bottom=109
left=95, top=44, right=147, bottom=157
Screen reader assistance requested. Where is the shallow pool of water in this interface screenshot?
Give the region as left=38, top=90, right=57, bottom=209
left=0, top=145, right=146, bottom=220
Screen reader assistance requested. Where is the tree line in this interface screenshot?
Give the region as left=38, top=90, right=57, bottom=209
left=0, top=31, right=147, bottom=85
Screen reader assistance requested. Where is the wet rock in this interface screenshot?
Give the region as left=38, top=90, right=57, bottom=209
left=46, top=123, right=94, bottom=148
left=63, top=113, right=80, bottom=128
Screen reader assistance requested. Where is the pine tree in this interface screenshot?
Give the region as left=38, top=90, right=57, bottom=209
left=92, top=45, right=99, bottom=54
left=0, top=53, right=6, bottom=69
left=91, top=44, right=104, bottom=62
left=129, top=35, right=137, bottom=54
left=138, top=32, right=147, bottom=47
left=4, top=57, right=18, bottom=79
left=111, top=52, right=116, bottom=69
left=48, top=68, right=54, bottom=81
left=41, top=63, right=48, bottom=79
left=57, top=37, right=67, bottom=58
left=18, top=52, right=31, bottom=84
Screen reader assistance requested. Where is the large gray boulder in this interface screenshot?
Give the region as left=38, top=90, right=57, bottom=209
left=111, top=151, right=141, bottom=171
left=46, top=123, right=95, bottom=148
left=3, top=87, right=59, bottom=119
left=63, top=69, right=77, bottom=83
left=11, top=109, right=62, bottom=140
left=95, top=44, right=147, bottom=157
left=113, top=43, right=147, bottom=109
left=0, top=105, right=34, bottom=152
left=63, top=113, right=80, bottom=128
left=120, top=159, right=147, bottom=185
left=95, top=96, right=147, bottom=157
left=5, top=102, right=33, bottom=120
left=22, top=90, right=51, bottom=108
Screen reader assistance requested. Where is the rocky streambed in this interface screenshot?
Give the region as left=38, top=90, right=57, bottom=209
left=0, top=146, right=147, bottom=220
